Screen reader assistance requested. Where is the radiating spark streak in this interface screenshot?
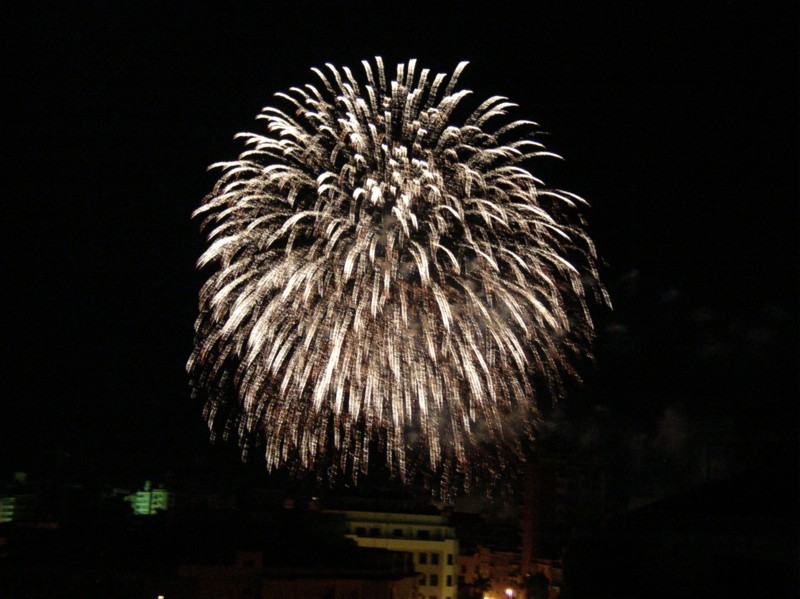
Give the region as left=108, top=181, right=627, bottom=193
left=188, top=58, right=608, bottom=491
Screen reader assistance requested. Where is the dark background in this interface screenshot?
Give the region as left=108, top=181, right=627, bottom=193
left=4, top=1, right=797, bottom=504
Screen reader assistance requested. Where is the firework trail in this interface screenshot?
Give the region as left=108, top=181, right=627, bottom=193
left=188, top=58, right=607, bottom=491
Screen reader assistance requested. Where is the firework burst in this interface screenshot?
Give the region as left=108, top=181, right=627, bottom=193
left=188, top=58, right=607, bottom=492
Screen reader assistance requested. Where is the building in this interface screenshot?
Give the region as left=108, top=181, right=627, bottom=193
left=178, top=547, right=419, bottom=598
left=0, top=496, right=18, bottom=524
left=126, top=480, right=173, bottom=516
left=520, top=453, right=608, bottom=570
left=327, top=510, right=459, bottom=599
left=0, top=472, right=56, bottom=525
left=458, top=545, right=523, bottom=599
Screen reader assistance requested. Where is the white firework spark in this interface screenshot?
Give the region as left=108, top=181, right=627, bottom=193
left=188, top=58, right=608, bottom=491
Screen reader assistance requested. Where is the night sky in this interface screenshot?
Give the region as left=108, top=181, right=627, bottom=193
left=5, top=2, right=797, bottom=501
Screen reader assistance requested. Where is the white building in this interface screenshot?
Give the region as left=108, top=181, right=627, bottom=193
left=326, top=510, right=459, bottom=599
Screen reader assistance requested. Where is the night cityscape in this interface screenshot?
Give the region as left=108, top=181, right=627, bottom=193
left=4, top=2, right=798, bottom=598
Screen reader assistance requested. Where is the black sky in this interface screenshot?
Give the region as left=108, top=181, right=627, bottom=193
left=5, top=2, right=798, bottom=494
